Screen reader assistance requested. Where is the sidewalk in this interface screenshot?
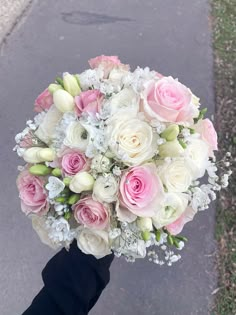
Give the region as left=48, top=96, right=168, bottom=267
left=0, top=0, right=31, bottom=44
left=0, top=1, right=217, bottom=314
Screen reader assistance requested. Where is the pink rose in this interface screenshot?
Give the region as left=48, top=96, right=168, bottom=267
left=19, top=131, right=34, bottom=148
left=89, top=55, right=122, bottom=69
left=143, top=77, right=195, bottom=122
left=61, top=149, right=89, bottom=176
left=88, top=55, right=130, bottom=78
left=75, top=90, right=103, bottom=117
left=73, top=196, right=109, bottom=229
left=119, top=164, right=164, bottom=217
left=16, top=170, right=49, bottom=215
left=195, top=118, right=218, bottom=157
left=34, top=88, right=53, bottom=113
left=166, top=207, right=197, bottom=235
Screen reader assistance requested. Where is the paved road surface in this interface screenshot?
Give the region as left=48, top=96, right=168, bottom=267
left=0, top=1, right=217, bottom=314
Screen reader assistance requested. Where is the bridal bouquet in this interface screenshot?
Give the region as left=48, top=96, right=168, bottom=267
left=14, top=55, right=230, bottom=265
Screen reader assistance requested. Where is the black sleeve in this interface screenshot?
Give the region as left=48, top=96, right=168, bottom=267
left=22, top=240, right=114, bottom=315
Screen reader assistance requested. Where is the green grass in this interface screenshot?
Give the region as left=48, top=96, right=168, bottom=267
left=211, top=0, right=236, bottom=314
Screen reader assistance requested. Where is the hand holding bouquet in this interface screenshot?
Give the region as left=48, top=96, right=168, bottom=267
left=14, top=55, right=231, bottom=265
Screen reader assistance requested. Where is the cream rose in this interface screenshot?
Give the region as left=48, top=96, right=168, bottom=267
left=35, top=105, right=63, bottom=144
left=185, top=139, right=209, bottom=179
left=158, top=159, right=194, bottom=193
left=107, top=110, right=157, bottom=165
left=64, top=121, right=89, bottom=151
left=152, top=193, right=188, bottom=228
left=93, top=174, right=118, bottom=203
left=76, top=228, right=111, bottom=259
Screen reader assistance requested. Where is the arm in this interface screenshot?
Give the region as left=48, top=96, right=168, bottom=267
left=22, top=240, right=114, bottom=315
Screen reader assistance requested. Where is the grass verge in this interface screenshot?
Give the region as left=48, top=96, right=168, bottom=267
left=211, top=0, right=236, bottom=314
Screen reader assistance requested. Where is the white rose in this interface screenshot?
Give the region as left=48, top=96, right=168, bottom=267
left=185, top=139, right=208, bottom=179
left=108, top=88, right=139, bottom=115
left=137, top=217, right=153, bottom=232
left=152, top=193, right=188, bottom=228
left=31, top=215, right=60, bottom=250
left=159, top=139, right=184, bottom=158
left=64, top=121, right=89, bottom=151
left=107, top=110, right=157, bottom=165
left=158, top=159, right=194, bottom=193
left=93, top=174, right=118, bottom=203
left=91, top=154, right=112, bottom=173
left=69, top=171, right=95, bottom=193
left=77, top=228, right=111, bottom=259
left=35, top=105, right=63, bottom=144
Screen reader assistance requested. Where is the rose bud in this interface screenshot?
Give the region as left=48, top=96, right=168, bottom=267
left=23, top=147, right=44, bottom=163
left=53, top=89, right=75, bottom=112
left=69, top=172, right=95, bottom=193
left=161, top=124, right=179, bottom=141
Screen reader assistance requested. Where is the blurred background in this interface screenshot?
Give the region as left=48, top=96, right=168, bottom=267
left=0, top=1, right=235, bottom=314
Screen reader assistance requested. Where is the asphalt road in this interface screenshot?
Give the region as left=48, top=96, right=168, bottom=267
left=0, top=1, right=217, bottom=314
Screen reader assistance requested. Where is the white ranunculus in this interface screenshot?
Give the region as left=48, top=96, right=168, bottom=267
left=69, top=172, right=95, bottom=193
left=91, top=154, right=112, bottom=173
left=64, top=121, right=89, bottom=151
left=152, top=193, right=188, bottom=228
left=158, top=159, right=194, bottom=193
left=185, top=139, right=208, bottom=179
left=31, top=215, right=60, bottom=250
left=77, top=228, right=111, bottom=259
left=108, top=88, right=139, bottom=115
left=107, top=110, right=157, bottom=166
left=137, top=217, right=153, bottom=232
left=158, top=139, right=184, bottom=158
left=35, top=105, right=63, bottom=144
left=93, top=174, right=118, bottom=203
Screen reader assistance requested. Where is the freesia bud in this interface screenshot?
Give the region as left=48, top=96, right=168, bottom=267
left=137, top=217, right=153, bottom=232
left=159, top=140, right=184, bottom=158
left=29, top=164, right=51, bottom=176
left=63, top=177, right=71, bottom=186
left=141, top=231, right=151, bottom=241
left=48, top=84, right=63, bottom=94
left=63, top=72, right=81, bottom=96
left=51, top=168, right=62, bottom=177
left=69, top=172, right=95, bottom=193
left=68, top=194, right=80, bottom=205
left=37, top=148, right=56, bottom=161
left=53, top=89, right=75, bottom=112
left=161, top=124, right=179, bottom=141
left=54, top=196, right=67, bottom=203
